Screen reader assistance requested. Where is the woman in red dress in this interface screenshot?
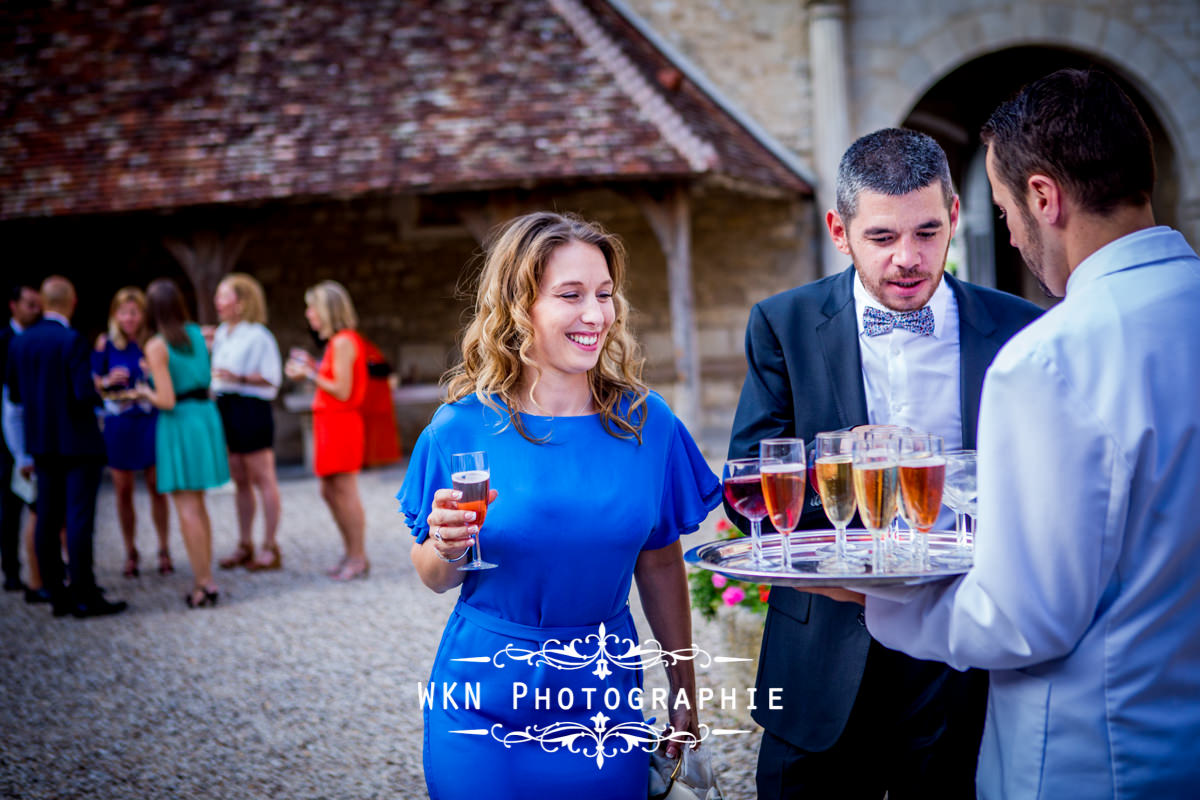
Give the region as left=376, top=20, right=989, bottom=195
left=285, top=281, right=369, bottom=581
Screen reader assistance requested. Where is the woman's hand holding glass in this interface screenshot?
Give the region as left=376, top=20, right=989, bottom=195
left=426, top=485, right=497, bottom=566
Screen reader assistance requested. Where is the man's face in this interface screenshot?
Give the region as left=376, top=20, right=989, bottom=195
left=828, top=182, right=958, bottom=312
left=10, top=287, right=41, bottom=327
left=985, top=147, right=1060, bottom=297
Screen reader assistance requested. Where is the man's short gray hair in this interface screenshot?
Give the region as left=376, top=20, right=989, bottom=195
left=835, top=128, right=955, bottom=223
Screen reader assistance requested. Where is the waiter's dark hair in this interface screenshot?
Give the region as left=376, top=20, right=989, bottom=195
left=981, top=68, right=1155, bottom=215
left=836, top=128, right=955, bottom=222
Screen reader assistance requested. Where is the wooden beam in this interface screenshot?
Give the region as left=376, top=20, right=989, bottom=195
left=635, top=183, right=701, bottom=435
left=162, top=230, right=248, bottom=324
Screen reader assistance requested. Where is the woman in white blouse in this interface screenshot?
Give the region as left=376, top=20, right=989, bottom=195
left=211, top=273, right=284, bottom=571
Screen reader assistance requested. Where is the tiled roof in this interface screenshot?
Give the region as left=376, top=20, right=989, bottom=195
left=0, top=0, right=811, bottom=221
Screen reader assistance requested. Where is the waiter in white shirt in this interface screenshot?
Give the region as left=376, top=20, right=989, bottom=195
left=726, top=128, right=1041, bottom=799
left=847, top=69, right=1200, bottom=799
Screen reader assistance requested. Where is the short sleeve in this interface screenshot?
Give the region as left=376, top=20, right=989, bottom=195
left=250, top=326, right=283, bottom=387
left=396, top=422, right=450, bottom=544
left=643, top=415, right=721, bottom=551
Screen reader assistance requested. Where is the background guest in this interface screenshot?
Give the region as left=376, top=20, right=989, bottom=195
left=285, top=281, right=368, bottom=581
left=138, top=279, right=229, bottom=609
left=210, top=273, right=284, bottom=573
left=92, top=287, right=171, bottom=578
left=1, top=283, right=41, bottom=593
left=6, top=276, right=126, bottom=618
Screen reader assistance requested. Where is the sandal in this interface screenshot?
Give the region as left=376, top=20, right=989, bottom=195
left=184, top=586, right=220, bottom=609
left=331, top=558, right=370, bottom=582
left=325, top=556, right=348, bottom=577
left=123, top=548, right=140, bottom=579
left=247, top=542, right=282, bottom=572
left=158, top=550, right=175, bottom=576
left=218, top=543, right=254, bottom=570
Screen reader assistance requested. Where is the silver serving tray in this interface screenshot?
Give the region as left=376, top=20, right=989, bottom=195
left=685, top=529, right=971, bottom=588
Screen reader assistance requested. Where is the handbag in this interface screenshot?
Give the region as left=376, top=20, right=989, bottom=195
left=648, top=746, right=723, bottom=800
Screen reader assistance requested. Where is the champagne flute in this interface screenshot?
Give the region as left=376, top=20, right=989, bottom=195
left=898, top=433, right=945, bottom=570
left=452, top=451, right=496, bottom=571
left=858, top=426, right=910, bottom=561
left=852, top=435, right=898, bottom=574
left=759, top=438, right=806, bottom=571
left=723, top=458, right=773, bottom=567
left=815, top=432, right=865, bottom=574
left=938, top=450, right=977, bottom=567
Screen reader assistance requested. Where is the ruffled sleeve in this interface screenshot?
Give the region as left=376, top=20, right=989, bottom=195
left=642, top=413, right=721, bottom=551
left=396, top=420, right=451, bottom=544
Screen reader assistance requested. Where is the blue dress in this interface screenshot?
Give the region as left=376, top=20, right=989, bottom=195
left=398, top=392, right=720, bottom=800
left=91, top=338, right=156, bottom=471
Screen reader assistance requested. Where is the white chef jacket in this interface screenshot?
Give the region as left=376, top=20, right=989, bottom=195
left=863, top=226, right=1200, bottom=798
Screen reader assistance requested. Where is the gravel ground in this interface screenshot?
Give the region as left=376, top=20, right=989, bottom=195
left=0, top=462, right=763, bottom=799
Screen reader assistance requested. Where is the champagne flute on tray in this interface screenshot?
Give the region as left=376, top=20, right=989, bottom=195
left=759, top=438, right=806, bottom=571
left=452, top=451, right=496, bottom=571
left=722, top=458, right=773, bottom=567
left=815, top=432, right=865, bottom=574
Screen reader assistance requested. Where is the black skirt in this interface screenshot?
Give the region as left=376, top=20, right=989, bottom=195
left=216, top=394, right=275, bottom=454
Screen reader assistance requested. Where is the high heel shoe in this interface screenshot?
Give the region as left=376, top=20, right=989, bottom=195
left=184, top=586, right=220, bottom=608
left=218, top=543, right=254, bottom=570
left=123, top=549, right=140, bottom=579
left=158, top=550, right=175, bottom=576
left=331, top=558, right=370, bottom=582
left=247, top=542, right=282, bottom=572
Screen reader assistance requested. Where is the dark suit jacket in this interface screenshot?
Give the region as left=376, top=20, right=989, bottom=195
left=727, top=267, right=1042, bottom=751
left=6, top=318, right=104, bottom=459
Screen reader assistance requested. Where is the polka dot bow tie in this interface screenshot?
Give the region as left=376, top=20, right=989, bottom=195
left=862, top=305, right=935, bottom=337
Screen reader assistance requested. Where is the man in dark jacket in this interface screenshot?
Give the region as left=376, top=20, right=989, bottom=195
left=7, top=276, right=126, bottom=618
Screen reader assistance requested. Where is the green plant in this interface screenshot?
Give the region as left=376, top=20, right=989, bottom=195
left=688, top=519, right=770, bottom=620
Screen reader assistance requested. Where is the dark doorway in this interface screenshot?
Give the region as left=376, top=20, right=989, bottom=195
left=902, top=46, right=1177, bottom=306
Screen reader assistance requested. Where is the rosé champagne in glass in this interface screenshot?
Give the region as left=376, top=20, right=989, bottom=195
left=452, top=451, right=496, bottom=571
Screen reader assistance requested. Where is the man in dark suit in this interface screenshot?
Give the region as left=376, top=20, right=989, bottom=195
left=728, top=128, right=1041, bottom=798
left=7, top=276, right=126, bottom=618
left=1, top=283, right=43, bottom=592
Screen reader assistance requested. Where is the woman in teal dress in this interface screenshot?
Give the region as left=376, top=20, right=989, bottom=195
left=399, top=212, right=721, bottom=799
left=137, top=279, right=230, bottom=609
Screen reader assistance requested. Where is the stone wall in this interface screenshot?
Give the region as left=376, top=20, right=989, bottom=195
left=621, top=0, right=814, bottom=160
left=237, top=186, right=816, bottom=461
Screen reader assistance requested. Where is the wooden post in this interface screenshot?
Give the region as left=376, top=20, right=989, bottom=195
left=635, top=183, right=701, bottom=435
left=162, top=230, right=248, bottom=324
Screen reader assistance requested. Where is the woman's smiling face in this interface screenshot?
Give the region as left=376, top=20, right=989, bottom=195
left=526, top=239, right=615, bottom=382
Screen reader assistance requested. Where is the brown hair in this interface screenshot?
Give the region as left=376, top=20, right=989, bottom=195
left=145, top=278, right=192, bottom=352
left=444, top=211, right=648, bottom=444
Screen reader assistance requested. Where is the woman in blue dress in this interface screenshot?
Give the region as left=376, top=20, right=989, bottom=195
left=399, top=212, right=721, bottom=799
left=92, top=287, right=171, bottom=578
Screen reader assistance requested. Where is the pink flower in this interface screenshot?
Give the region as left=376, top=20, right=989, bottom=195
left=722, top=586, right=746, bottom=606
left=711, top=574, right=728, bottom=589
left=715, top=519, right=732, bottom=533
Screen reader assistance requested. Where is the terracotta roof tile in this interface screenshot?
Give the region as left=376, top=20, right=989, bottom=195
left=0, top=0, right=810, bottom=220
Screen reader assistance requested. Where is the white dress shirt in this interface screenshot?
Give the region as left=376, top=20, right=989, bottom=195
left=855, top=272, right=961, bottom=528
left=863, top=227, right=1200, bottom=798
left=211, top=321, right=282, bottom=401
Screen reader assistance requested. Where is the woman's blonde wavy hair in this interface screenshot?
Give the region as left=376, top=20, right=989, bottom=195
left=444, top=211, right=649, bottom=444
left=107, top=286, right=149, bottom=350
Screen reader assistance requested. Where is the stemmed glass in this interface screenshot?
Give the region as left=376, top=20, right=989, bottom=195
left=723, top=458, right=772, bottom=567
left=897, top=433, right=945, bottom=570
left=451, top=451, right=496, bottom=571
left=814, top=432, right=865, bottom=574
left=759, top=438, right=806, bottom=571
left=937, top=450, right=977, bottom=567
left=851, top=435, right=899, bottom=575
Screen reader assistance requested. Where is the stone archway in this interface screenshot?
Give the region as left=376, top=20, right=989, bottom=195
left=849, top=1, right=1200, bottom=248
